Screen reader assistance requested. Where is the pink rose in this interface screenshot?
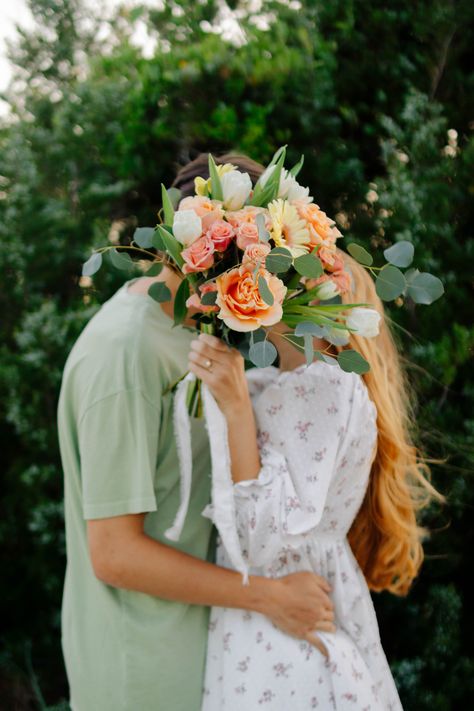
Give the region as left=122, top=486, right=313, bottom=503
left=178, top=195, right=224, bottom=231
left=236, top=222, right=259, bottom=250
left=241, top=242, right=271, bottom=272
left=206, top=219, right=235, bottom=252
left=181, top=234, right=215, bottom=274
left=185, top=281, right=219, bottom=312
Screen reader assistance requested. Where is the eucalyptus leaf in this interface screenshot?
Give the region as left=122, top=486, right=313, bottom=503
left=255, top=213, right=270, bottom=242
left=248, top=339, right=278, bottom=367
left=294, top=252, right=324, bottom=278
left=265, top=247, right=293, bottom=273
left=294, top=321, right=327, bottom=338
left=383, top=240, right=414, bottom=268
left=133, top=227, right=155, bottom=249
left=314, top=351, right=338, bottom=365
left=258, top=274, right=274, bottom=306
left=161, top=183, right=175, bottom=226
left=152, top=229, right=165, bottom=251
left=148, top=281, right=172, bottom=303
left=200, top=290, right=218, bottom=306
left=146, top=261, right=164, bottom=277
left=406, top=272, right=444, bottom=304
left=375, top=264, right=406, bottom=300
left=337, top=349, right=370, bottom=374
left=109, top=248, right=133, bottom=271
left=304, top=333, right=314, bottom=365
left=347, top=242, right=373, bottom=266
left=82, top=252, right=102, bottom=277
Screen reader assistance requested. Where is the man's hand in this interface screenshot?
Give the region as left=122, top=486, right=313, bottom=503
left=87, top=515, right=335, bottom=658
left=263, top=571, right=335, bottom=658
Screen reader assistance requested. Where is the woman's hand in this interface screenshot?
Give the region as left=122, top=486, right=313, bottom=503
left=188, top=332, right=251, bottom=419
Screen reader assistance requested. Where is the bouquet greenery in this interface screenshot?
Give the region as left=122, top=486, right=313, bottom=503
left=82, top=145, right=444, bottom=416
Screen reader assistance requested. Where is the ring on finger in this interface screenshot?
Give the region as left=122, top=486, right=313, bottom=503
left=203, top=358, right=213, bottom=371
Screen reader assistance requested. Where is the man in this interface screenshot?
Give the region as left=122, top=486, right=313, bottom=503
left=57, top=261, right=334, bottom=710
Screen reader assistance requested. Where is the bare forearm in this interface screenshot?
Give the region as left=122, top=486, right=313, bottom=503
left=98, top=528, right=272, bottom=612
left=225, top=394, right=262, bottom=483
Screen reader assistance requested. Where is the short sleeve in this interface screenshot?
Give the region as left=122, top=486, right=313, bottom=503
left=78, top=388, right=160, bottom=519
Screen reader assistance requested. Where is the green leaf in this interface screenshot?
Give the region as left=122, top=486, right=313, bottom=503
left=258, top=274, right=274, bottom=306
left=208, top=153, right=224, bottom=201
left=166, top=187, right=182, bottom=210
left=383, top=240, right=414, bottom=268
left=303, top=333, right=314, bottom=365
left=250, top=145, right=287, bottom=206
left=265, top=247, right=293, bottom=273
left=161, top=184, right=175, bottom=226
left=406, top=272, right=444, bottom=304
left=248, top=339, right=278, bottom=367
left=156, top=225, right=184, bottom=267
left=294, top=321, right=326, bottom=338
left=148, top=282, right=172, bottom=303
left=255, top=213, right=270, bottom=242
left=109, top=248, right=133, bottom=271
left=200, top=290, right=218, bottom=306
left=152, top=229, right=165, bottom=251
left=133, top=227, right=155, bottom=248
left=347, top=242, right=373, bottom=266
left=173, top=277, right=190, bottom=325
left=375, top=264, right=406, bottom=300
left=82, top=252, right=102, bottom=276
left=288, top=154, right=304, bottom=178
left=337, top=349, right=370, bottom=374
left=294, top=252, right=324, bottom=278
left=146, top=261, right=164, bottom=277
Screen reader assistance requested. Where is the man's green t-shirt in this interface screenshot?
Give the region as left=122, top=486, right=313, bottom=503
left=57, top=277, right=215, bottom=711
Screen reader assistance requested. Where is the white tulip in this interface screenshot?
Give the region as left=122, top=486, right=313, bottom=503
left=315, top=280, right=339, bottom=301
left=324, top=327, right=351, bottom=346
left=220, top=170, right=252, bottom=210
left=258, top=166, right=312, bottom=203
left=346, top=307, right=381, bottom=337
left=172, top=209, right=202, bottom=247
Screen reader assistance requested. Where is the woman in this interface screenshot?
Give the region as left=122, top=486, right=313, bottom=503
left=169, top=153, right=446, bottom=709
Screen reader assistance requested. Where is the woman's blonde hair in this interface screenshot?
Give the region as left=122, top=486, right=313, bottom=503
left=335, top=250, right=446, bottom=596
left=168, top=151, right=447, bottom=596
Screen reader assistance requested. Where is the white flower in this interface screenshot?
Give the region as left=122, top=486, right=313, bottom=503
left=324, top=326, right=351, bottom=346
left=314, top=279, right=340, bottom=301
left=258, top=165, right=312, bottom=203
left=258, top=165, right=313, bottom=203
left=172, top=209, right=202, bottom=246
left=346, top=307, right=381, bottom=337
left=220, top=170, right=252, bottom=210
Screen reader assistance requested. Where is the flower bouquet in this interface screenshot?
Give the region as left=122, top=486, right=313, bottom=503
left=82, top=145, right=444, bottom=418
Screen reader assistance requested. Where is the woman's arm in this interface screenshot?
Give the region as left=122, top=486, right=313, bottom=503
left=188, top=333, right=264, bottom=483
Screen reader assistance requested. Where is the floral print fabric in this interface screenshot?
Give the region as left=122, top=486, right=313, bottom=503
left=201, top=361, right=403, bottom=710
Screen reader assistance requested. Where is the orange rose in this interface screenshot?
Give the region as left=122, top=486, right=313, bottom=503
left=241, top=242, right=271, bottom=272
left=179, top=195, right=224, bottom=231
left=215, top=267, right=287, bottom=332
left=235, top=222, right=259, bottom=250
left=294, top=200, right=342, bottom=248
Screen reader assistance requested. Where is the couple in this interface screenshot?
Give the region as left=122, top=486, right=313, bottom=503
left=57, top=153, right=440, bottom=710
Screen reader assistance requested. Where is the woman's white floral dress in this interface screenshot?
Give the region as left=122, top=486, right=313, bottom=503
left=198, top=361, right=404, bottom=711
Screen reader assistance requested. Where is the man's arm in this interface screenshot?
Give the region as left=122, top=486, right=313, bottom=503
left=87, top=514, right=335, bottom=654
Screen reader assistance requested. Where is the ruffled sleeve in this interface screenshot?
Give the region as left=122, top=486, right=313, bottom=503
left=228, top=366, right=378, bottom=569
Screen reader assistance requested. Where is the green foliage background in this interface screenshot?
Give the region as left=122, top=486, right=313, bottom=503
left=0, top=1, right=473, bottom=708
